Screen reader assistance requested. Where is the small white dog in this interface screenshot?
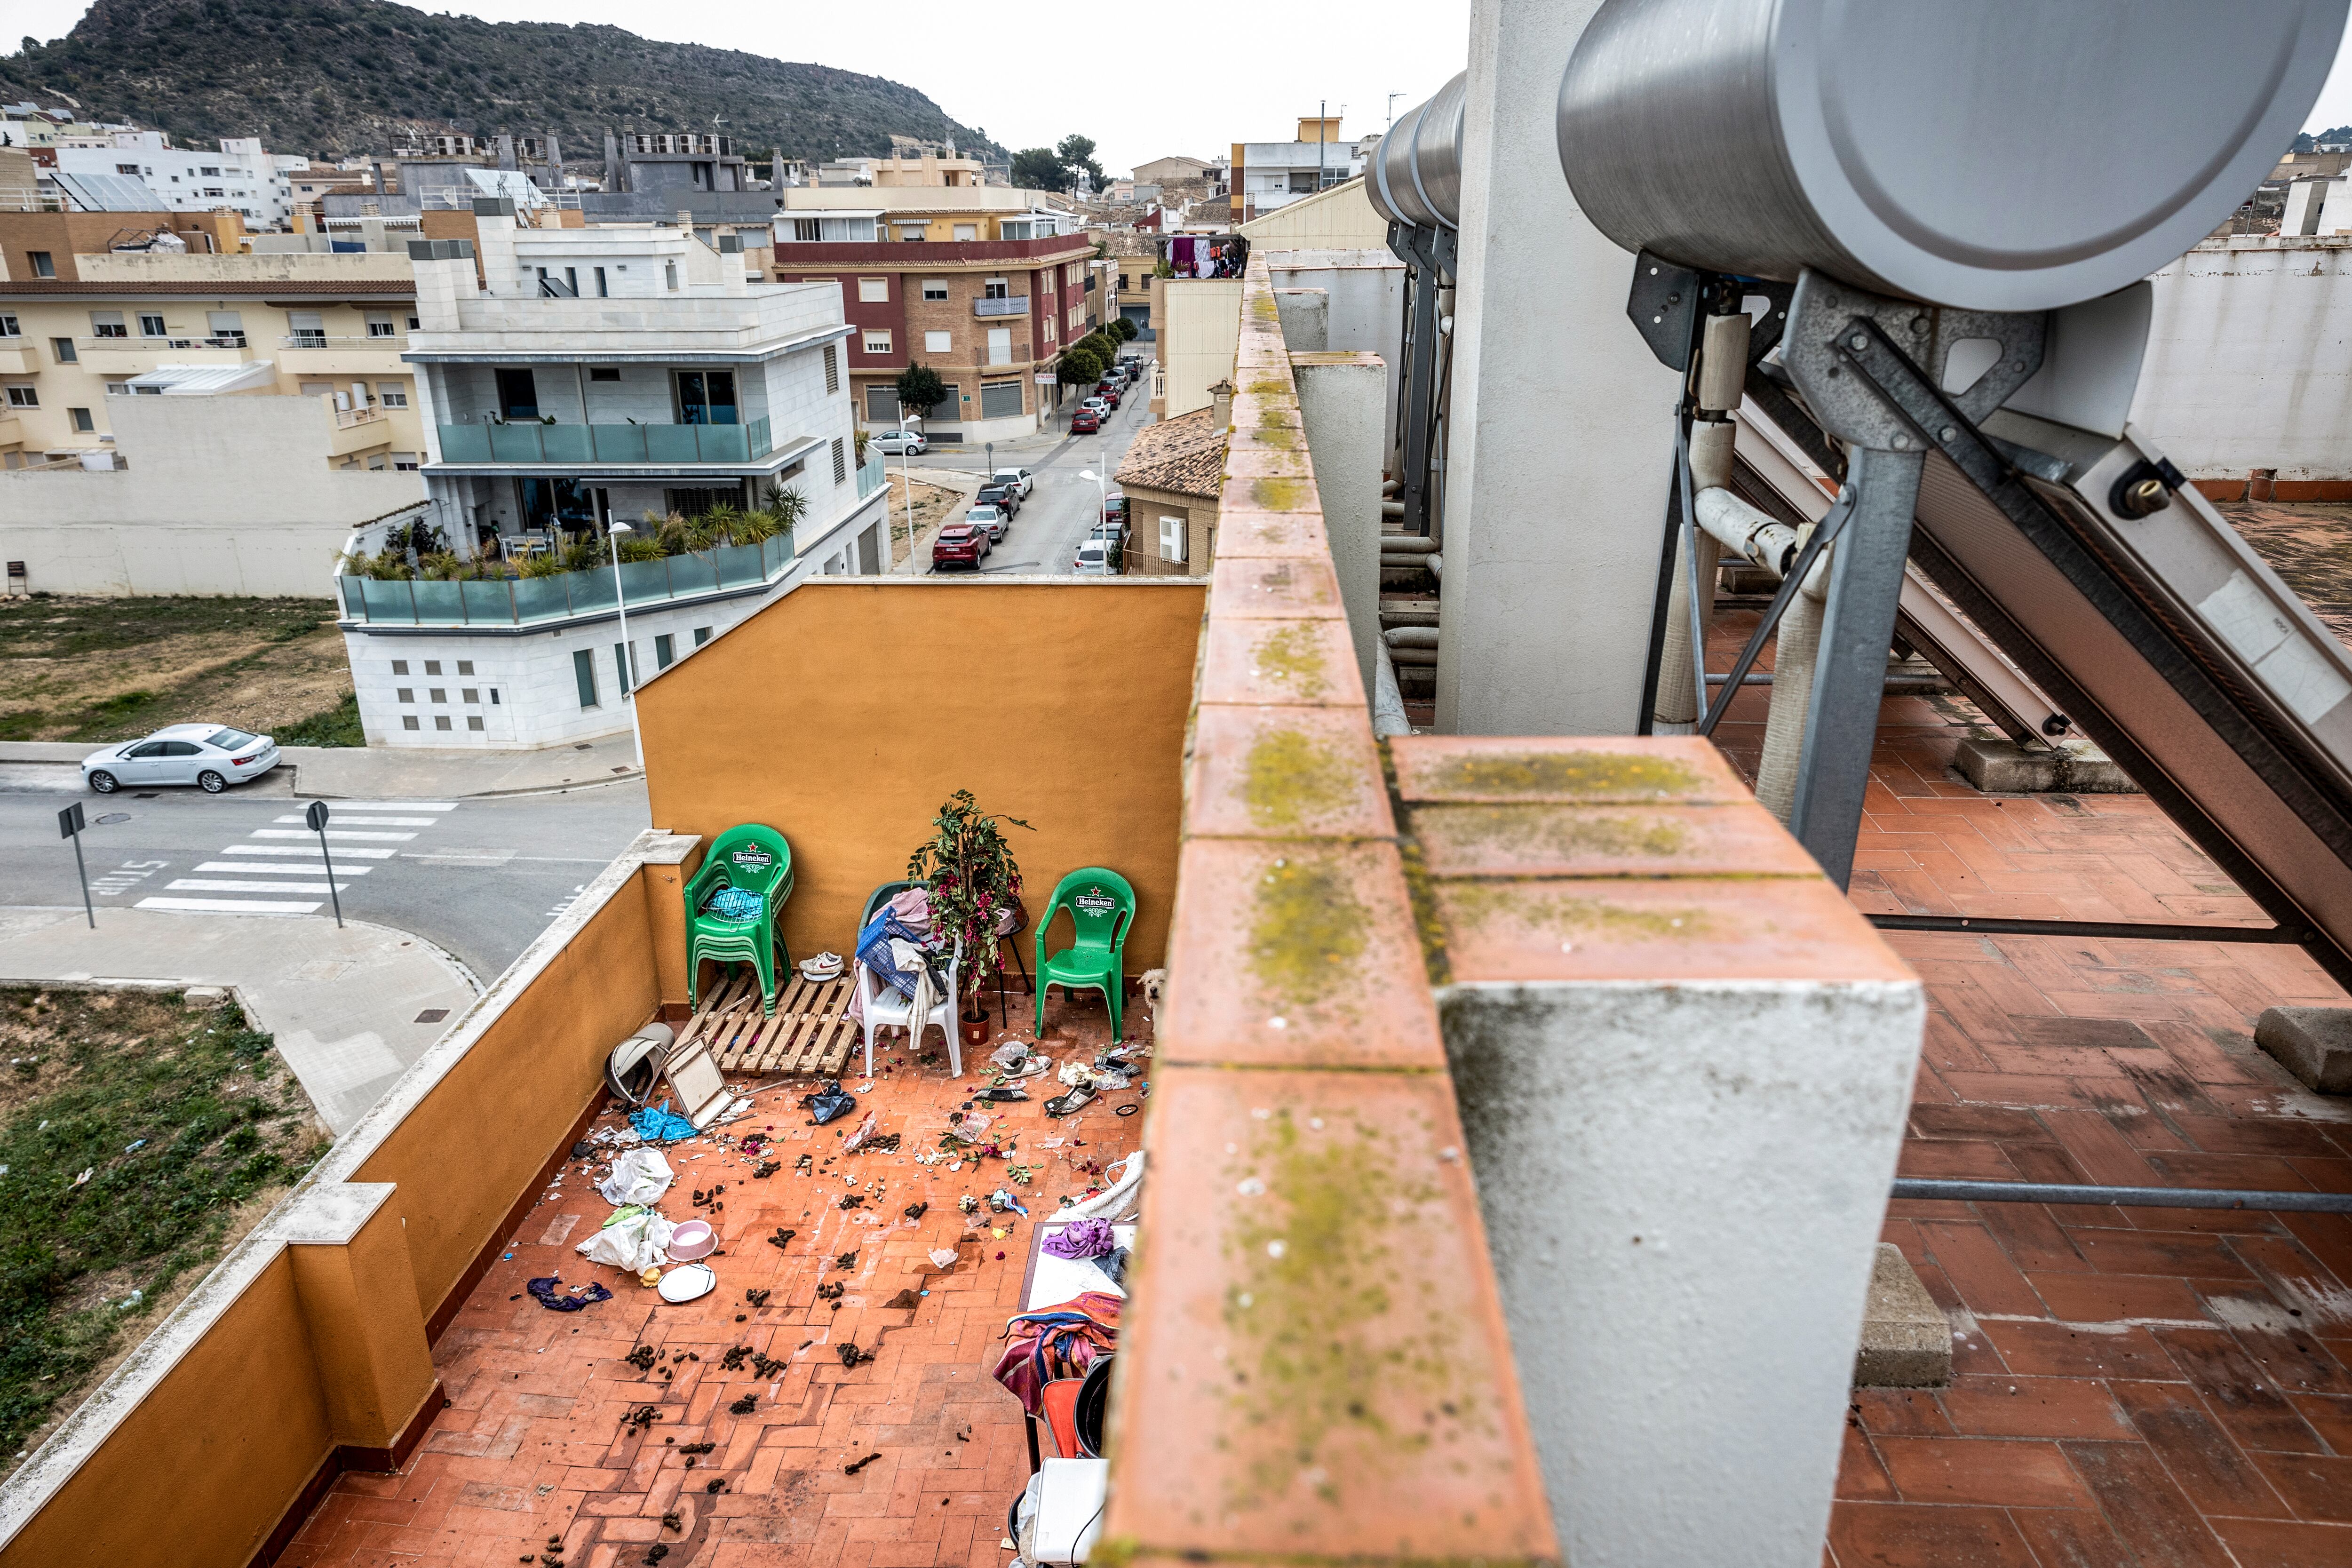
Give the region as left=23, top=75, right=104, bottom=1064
left=1138, top=968, right=1168, bottom=1031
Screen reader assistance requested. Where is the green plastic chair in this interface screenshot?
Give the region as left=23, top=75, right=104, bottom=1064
left=685, top=824, right=795, bottom=1016
left=1034, top=868, right=1135, bottom=1041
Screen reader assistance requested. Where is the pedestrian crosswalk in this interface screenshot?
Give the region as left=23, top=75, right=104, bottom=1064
left=138, top=801, right=459, bottom=915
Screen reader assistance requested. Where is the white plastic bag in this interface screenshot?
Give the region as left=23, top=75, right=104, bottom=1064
left=577, top=1207, right=675, bottom=1272
left=598, top=1147, right=674, bottom=1206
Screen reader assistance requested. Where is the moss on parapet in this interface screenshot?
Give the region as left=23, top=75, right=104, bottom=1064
left=1220, top=1107, right=1474, bottom=1514
left=1248, top=623, right=1330, bottom=702
left=1242, top=726, right=1356, bottom=832
left=1248, top=854, right=1368, bottom=1007
left=1248, top=475, right=1313, bottom=512
left=1445, top=883, right=1718, bottom=943
left=1425, top=750, right=1704, bottom=801
left=1428, top=804, right=1694, bottom=862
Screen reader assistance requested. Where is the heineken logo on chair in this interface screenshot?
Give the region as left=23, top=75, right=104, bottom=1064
left=1073, top=890, right=1117, bottom=914
left=729, top=847, right=774, bottom=872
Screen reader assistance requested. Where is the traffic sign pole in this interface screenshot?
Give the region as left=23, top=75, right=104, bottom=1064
left=307, top=800, right=344, bottom=928
left=58, top=802, right=93, bottom=929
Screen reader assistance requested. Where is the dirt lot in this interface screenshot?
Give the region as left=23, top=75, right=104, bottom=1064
left=0, top=595, right=355, bottom=744
left=884, top=475, right=981, bottom=567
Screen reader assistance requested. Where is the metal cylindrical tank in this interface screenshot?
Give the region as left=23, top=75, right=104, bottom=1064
left=1557, top=0, right=2347, bottom=310
left=1371, top=72, right=1469, bottom=230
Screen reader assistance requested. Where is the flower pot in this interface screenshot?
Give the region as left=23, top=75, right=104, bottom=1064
left=960, top=1011, right=991, bottom=1049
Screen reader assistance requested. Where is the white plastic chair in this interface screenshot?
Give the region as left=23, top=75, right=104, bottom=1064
left=857, top=935, right=961, bottom=1077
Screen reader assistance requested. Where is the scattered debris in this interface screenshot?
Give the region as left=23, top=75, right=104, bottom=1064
left=728, top=1394, right=758, bottom=1415
left=837, top=1341, right=874, bottom=1368
left=745, top=1288, right=770, bottom=1308
left=843, top=1452, right=883, bottom=1475
left=625, top=1344, right=659, bottom=1372
left=815, top=1281, right=845, bottom=1300
left=623, top=1405, right=660, bottom=1434
left=832, top=1249, right=858, bottom=1270
left=903, top=1201, right=928, bottom=1220
left=766, top=1226, right=796, bottom=1250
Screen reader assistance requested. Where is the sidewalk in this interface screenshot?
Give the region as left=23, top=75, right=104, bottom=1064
left=0, top=730, right=643, bottom=799
left=0, top=906, right=479, bottom=1131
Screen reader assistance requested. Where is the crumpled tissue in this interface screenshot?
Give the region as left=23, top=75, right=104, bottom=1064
left=598, top=1147, right=674, bottom=1206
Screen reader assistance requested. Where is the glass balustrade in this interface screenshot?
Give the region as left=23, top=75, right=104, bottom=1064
left=435, top=417, right=774, bottom=465
left=335, top=533, right=798, bottom=627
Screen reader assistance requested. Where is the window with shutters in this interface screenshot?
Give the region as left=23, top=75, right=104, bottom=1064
left=823, top=343, right=839, bottom=392
left=831, top=437, right=847, bottom=485
left=922, top=279, right=949, bottom=301
left=857, top=277, right=889, bottom=302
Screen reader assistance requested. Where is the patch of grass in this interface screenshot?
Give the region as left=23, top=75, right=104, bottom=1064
left=0, top=987, right=327, bottom=1461
left=274, top=692, right=365, bottom=748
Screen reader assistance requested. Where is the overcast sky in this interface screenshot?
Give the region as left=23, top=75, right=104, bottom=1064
left=5, top=1, right=2352, bottom=174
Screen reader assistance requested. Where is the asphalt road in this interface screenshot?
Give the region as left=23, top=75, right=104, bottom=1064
left=0, top=763, right=652, bottom=983
left=898, top=355, right=1154, bottom=576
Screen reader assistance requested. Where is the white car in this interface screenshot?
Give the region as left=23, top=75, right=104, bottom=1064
left=870, top=429, right=927, bottom=456
left=991, top=467, right=1035, bottom=499
left=965, top=503, right=1008, bottom=542
left=84, top=724, right=280, bottom=795
left=1073, top=535, right=1122, bottom=576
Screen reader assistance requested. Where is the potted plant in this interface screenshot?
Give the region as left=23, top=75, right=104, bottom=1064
left=906, top=790, right=1032, bottom=1044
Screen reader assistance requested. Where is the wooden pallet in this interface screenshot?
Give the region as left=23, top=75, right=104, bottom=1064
left=682, top=967, right=859, bottom=1079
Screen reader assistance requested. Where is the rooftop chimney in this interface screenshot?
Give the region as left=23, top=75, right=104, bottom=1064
left=1209, top=378, right=1234, bottom=432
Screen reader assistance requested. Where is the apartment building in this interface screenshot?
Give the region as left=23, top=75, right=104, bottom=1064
left=771, top=188, right=1102, bottom=441
left=363, top=202, right=888, bottom=748
left=49, top=132, right=295, bottom=227
left=1229, top=116, right=1367, bottom=221
left=0, top=208, right=246, bottom=281
left=0, top=249, right=424, bottom=471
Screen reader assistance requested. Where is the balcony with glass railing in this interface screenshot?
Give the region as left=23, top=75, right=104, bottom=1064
left=334, top=532, right=795, bottom=628
left=432, top=416, right=776, bottom=467
left=973, top=295, right=1030, bottom=317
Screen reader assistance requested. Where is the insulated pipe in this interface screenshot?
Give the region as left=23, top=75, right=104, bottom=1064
left=1694, top=487, right=1799, bottom=579
left=1372, top=642, right=1412, bottom=737
left=1556, top=0, right=2347, bottom=312
left=1653, top=420, right=1736, bottom=732
left=1383, top=535, right=1439, bottom=555
left=1385, top=626, right=1439, bottom=648
left=1755, top=530, right=1828, bottom=824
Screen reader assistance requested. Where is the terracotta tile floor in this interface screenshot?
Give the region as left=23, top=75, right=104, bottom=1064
left=1708, top=606, right=2352, bottom=1567
left=284, top=990, right=1145, bottom=1568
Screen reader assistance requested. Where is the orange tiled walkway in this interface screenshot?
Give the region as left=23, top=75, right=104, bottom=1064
left=284, top=997, right=1143, bottom=1568
left=1710, top=611, right=2352, bottom=1567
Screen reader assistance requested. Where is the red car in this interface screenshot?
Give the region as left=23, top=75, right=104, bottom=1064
left=930, top=523, right=991, bottom=570
left=1071, top=408, right=1102, bottom=433
left=1094, top=382, right=1123, bottom=408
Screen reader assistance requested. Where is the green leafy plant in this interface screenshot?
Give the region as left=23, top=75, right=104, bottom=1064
left=1058, top=341, right=1106, bottom=385
left=896, top=361, right=949, bottom=421
left=1111, top=316, right=1138, bottom=342
left=906, top=791, right=1033, bottom=994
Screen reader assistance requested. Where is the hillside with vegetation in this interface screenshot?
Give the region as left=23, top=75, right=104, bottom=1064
left=0, top=0, right=1000, bottom=166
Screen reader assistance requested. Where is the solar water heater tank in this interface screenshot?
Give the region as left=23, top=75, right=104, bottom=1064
left=1368, top=71, right=1468, bottom=230
left=1556, top=0, right=2348, bottom=310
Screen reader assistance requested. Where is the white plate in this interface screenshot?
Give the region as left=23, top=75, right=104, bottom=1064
left=657, top=1263, right=716, bottom=1303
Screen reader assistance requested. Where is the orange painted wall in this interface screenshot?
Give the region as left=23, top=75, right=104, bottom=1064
left=357, top=868, right=662, bottom=1315
left=636, top=579, right=1204, bottom=987
left=0, top=1253, right=333, bottom=1568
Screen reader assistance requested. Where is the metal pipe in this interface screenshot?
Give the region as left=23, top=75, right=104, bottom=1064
left=1894, top=1178, right=2352, bottom=1215
left=1869, top=913, right=2304, bottom=945
left=1694, top=486, right=1800, bottom=579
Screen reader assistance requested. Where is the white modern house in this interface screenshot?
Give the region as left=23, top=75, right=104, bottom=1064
left=334, top=200, right=889, bottom=749
left=49, top=132, right=294, bottom=227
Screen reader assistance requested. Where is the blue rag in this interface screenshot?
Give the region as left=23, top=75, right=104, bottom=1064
left=629, top=1099, right=697, bottom=1142
left=855, top=909, right=932, bottom=1001
left=707, top=885, right=762, bottom=920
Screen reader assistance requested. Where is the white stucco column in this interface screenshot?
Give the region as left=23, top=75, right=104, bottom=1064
left=1434, top=0, right=1681, bottom=735
left=1294, top=352, right=1388, bottom=696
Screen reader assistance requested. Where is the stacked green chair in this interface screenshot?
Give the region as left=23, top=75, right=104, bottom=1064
left=684, top=824, right=795, bottom=1016
left=1035, top=868, right=1136, bottom=1040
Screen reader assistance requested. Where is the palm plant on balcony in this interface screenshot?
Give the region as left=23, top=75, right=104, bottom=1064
left=906, top=790, right=1034, bottom=1005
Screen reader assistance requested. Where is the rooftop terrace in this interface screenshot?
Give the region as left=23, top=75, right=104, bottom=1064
left=2, top=252, right=2349, bottom=1568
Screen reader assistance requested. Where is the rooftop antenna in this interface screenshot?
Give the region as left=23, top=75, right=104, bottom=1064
left=1387, top=92, right=1405, bottom=132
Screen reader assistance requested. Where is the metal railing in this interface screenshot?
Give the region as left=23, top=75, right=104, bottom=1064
left=434, top=416, right=774, bottom=465
left=282, top=334, right=405, bottom=348
left=333, top=405, right=387, bottom=429
left=75, top=335, right=251, bottom=352
left=856, top=447, right=887, bottom=498
left=335, top=533, right=795, bottom=627
left=973, top=295, right=1030, bottom=317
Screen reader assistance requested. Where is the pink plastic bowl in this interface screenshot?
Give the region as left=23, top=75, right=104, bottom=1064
left=668, top=1220, right=715, bottom=1261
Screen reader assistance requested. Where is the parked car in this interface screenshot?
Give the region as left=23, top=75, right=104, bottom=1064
left=974, top=484, right=1020, bottom=521
left=1089, top=518, right=1128, bottom=552
left=1071, top=408, right=1102, bottom=433
left=1073, top=534, right=1123, bottom=575
left=871, top=428, right=927, bottom=456
left=83, top=724, right=280, bottom=795
left=965, top=503, right=1009, bottom=542
left=991, top=467, right=1035, bottom=499
left=931, top=523, right=991, bottom=570
left=1093, top=382, right=1122, bottom=409
left=1103, top=490, right=1129, bottom=526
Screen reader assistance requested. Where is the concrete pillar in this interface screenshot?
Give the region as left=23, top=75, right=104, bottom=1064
left=1435, top=0, right=1682, bottom=735
left=278, top=1182, right=439, bottom=1462
left=1294, top=351, right=1388, bottom=696
left=1396, top=734, right=1925, bottom=1568
left=1273, top=287, right=1328, bottom=350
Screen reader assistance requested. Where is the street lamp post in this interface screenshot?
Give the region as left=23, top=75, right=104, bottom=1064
left=899, top=414, right=923, bottom=565
left=607, top=519, right=646, bottom=772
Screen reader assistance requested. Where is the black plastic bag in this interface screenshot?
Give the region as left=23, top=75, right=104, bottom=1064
left=804, top=1080, right=857, bottom=1125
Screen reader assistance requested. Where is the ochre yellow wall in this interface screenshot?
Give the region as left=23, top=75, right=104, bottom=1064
left=358, top=870, right=661, bottom=1313
left=638, top=580, right=1204, bottom=987
left=0, top=1253, right=333, bottom=1568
